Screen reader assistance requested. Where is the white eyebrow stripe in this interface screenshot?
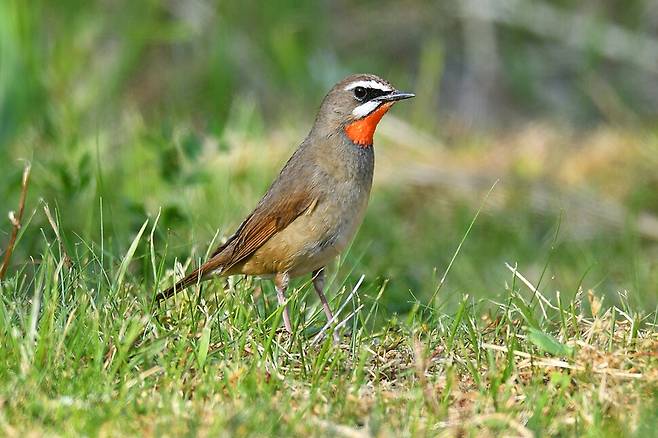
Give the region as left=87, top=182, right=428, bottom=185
left=352, top=100, right=382, bottom=118
left=344, top=80, right=392, bottom=92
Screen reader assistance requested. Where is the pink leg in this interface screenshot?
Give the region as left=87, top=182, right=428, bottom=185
left=274, top=272, right=292, bottom=333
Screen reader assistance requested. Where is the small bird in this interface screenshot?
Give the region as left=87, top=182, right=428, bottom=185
left=158, top=74, right=414, bottom=334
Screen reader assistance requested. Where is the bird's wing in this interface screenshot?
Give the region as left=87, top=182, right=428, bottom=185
left=156, top=143, right=319, bottom=301
left=212, top=189, right=318, bottom=268
left=156, top=190, right=317, bottom=301
left=207, top=145, right=318, bottom=269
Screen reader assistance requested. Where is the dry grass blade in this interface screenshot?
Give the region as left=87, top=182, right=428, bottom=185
left=43, top=203, right=72, bottom=269
left=505, top=262, right=559, bottom=313
left=0, top=162, right=31, bottom=280
left=481, top=342, right=644, bottom=379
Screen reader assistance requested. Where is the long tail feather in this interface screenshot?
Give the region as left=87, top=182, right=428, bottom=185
left=156, top=249, right=233, bottom=301
left=155, top=267, right=207, bottom=301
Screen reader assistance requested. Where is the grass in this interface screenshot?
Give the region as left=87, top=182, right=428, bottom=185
left=0, top=208, right=656, bottom=436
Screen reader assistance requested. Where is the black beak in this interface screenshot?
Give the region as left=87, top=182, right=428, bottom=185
left=374, top=91, right=415, bottom=103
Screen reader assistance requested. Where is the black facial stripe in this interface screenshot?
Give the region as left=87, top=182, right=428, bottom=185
left=353, top=85, right=391, bottom=103
left=364, top=88, right=388, bottom=101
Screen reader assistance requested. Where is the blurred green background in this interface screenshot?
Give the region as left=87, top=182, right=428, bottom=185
left=1, top=0, right=657, bottom=313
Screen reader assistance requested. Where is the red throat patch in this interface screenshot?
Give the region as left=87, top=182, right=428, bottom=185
left=344, top=102, right=393, bottom=147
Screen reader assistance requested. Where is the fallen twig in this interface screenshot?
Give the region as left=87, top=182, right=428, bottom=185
left=0, top=162, right=31, bottom=280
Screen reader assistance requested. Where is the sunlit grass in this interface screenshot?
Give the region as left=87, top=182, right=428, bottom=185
left=0, top=213, right=656, bottom=436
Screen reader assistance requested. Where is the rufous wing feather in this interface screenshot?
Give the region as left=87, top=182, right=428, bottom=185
left=157, top=190, right=318, bottom=301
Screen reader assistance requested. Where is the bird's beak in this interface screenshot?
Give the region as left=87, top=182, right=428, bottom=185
left=374, top=91, right=415, bottom=103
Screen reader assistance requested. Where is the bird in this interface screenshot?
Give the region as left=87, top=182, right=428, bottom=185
left=157, top=73, right=414, bottom=336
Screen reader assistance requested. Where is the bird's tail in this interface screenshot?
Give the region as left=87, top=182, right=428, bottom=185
left=156, top=258, right=225, bottom=301
left=157, top=237, right=238, bottom=301
left=155, top=267, right=206, bottom=301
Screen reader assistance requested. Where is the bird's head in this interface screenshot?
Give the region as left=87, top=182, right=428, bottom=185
left=313, top=74, right=414, bottom=147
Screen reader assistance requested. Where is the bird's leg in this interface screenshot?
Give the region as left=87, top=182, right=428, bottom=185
left=312, top=268, right=340, bottom=343
left=274, top=272, right=292, bottom=334
left=312, top=268, right=333, bottom=321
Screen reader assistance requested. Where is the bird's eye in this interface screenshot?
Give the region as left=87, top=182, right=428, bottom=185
left=353, top=86, right=367, bottom=101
